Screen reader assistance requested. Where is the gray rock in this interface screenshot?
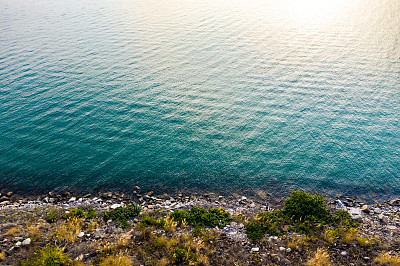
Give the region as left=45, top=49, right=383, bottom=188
left=0, top=196, right=10, bottom=202
left=361, top=205, right=370, bottom=214
left=22, top=238, right=31, bottom=245
left=389, top=198, right=400, bottom=206
left=378, top=214, right=388, bottom=224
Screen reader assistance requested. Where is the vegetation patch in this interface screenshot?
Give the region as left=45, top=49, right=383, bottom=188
left=22, top=245, right=70, bottom=266
left=170, top=206, right=232, bottom=229
left=62, top=208, right=85, bottom=220
left=103, top=206, right=141, bottom=228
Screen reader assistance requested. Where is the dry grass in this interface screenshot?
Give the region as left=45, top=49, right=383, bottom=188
left=374, top=251, right=400, bottom=265
left=156, top=257, right=171, bottom=266
left=307, top=248, right=332, bottom=266
left=0, top=250, right=5, bottom=261
left=287, top=235, right=311, bottom=251
left=51, top=218, right=84, bottom=244
left=163, top=217, right=177, bottom=233
left=100, top=253, right=132, bottom=266
left=3, top=227, right=20, bottom=237
left=87, top=220, right=98, bottom=232
left=342, top=227, right=358, bottom=244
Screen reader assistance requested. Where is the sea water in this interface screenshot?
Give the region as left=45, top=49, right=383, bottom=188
left=0, top=0, right=399, bottom=197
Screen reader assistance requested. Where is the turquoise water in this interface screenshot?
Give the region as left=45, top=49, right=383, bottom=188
left=0, top=0, right=399, bottom=196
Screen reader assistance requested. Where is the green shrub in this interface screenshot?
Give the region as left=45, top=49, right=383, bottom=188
left=86, top=208, right=97, bottom=219
left=62, top=208, right=85, bottom=220
left=170, top=207, right=231, bottom=229
left=283, top=191, right=328, bottom=222
left=22, top=245, right=70, bottom=266
left=103, top=206, right=141, bottom=228
left=257, top=210, right=288, bottom=236
left=245, top=221, right=264, bottom=241
left=330, top=209, right=357, bottom=228
left=172, top=247, right=196, bottom=264
left=45, top=211, right=58, bottom=223
left=137, top=214, right=165, bottom=230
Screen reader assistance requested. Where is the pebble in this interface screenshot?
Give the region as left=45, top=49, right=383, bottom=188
left=22, top=238, right=31, bottom=245
left=78, top=232, right=85, bottom=238
left=279, top=247, right=286, bottom=251
left=251, top=247, right=259, bottom=252
left=68, top=197, right=76, bottom=202
left=341, top=251, right=347, bottom=256
left=111, top=204, right=123, bottom=209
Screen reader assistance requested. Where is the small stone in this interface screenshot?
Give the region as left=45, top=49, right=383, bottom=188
left=251, top=247, right=259, bottom=252
left=378, top=214, right=388, bottom=224
left=78, top=232, right=85, bottom=238
left=147, top=191, right=154, bottom=196
left=361, top=205, right=370, bottom=214
left=241, top=196, right=247, bottom=201
left=341, top=251, right=347, bottom=256
left=279, top=247, right=286, bottom=251
left=363, top=257, right=370, bottom=260
left=111, top=204, right=122, bottom=209
left=148, top=205, right=154, bottom=209
left=389, top=198, right=400, bottom=206
left=134, top=186, right=141, bottom=193
left=68, top=197, right=76, bottom=202
left=22, top=238, right=31, bottom=245
left=286, top=248, right=292, bottom=252
left=15, top=241, right=22, bottom=247
left=0, top=196, right=10, bottom=202
left=6, top=191, right=13, bottom=197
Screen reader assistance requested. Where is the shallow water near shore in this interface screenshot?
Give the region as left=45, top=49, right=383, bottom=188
left=0, top=0, right=399, bottom=197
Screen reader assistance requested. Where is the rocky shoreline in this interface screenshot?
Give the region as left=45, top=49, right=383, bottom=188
left=1, top=188, right=400, bottom=265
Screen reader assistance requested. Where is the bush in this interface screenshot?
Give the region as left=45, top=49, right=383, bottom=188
left=137, top=214, right=165, bottom=230
left=170, top=207, right=232, bottom=229
left=330, top=209, right=357, bottom=228
left=103, top=206, right=141, bottom=228
left=22, top=245, right=70, bottom=266
left=172, top=247, right=196, bottom=264
left=245, top=221, right=264, bottom=241
left=45, top=211, right=58, bottom=223
left=257, top=210, right=288, bottom=236
left=62, top=208, right=85, bottom=220
left=283, top=191, right=328, bottom=222
left=86, top=208, right=97, bottom=219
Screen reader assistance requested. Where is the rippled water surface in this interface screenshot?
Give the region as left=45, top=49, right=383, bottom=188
left=0, top=0, right=399, bottom=196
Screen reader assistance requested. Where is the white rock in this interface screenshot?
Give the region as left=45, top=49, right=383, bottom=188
left=15, top=241, right=22, bottom=247
left=279, top=247, right=286, bottom=251
left=68, top=197, right=76, bottom=202
left=241, top=196, right=247, bottom=201
left=78, top=232, right=85, bottom=238
left=341, top=251, right=347, bottom=256
left=251, top=247, right=260, bottom=252
left=111, top=204, right=122, bottom=209
left=22, top=238, right=31, bottom=245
